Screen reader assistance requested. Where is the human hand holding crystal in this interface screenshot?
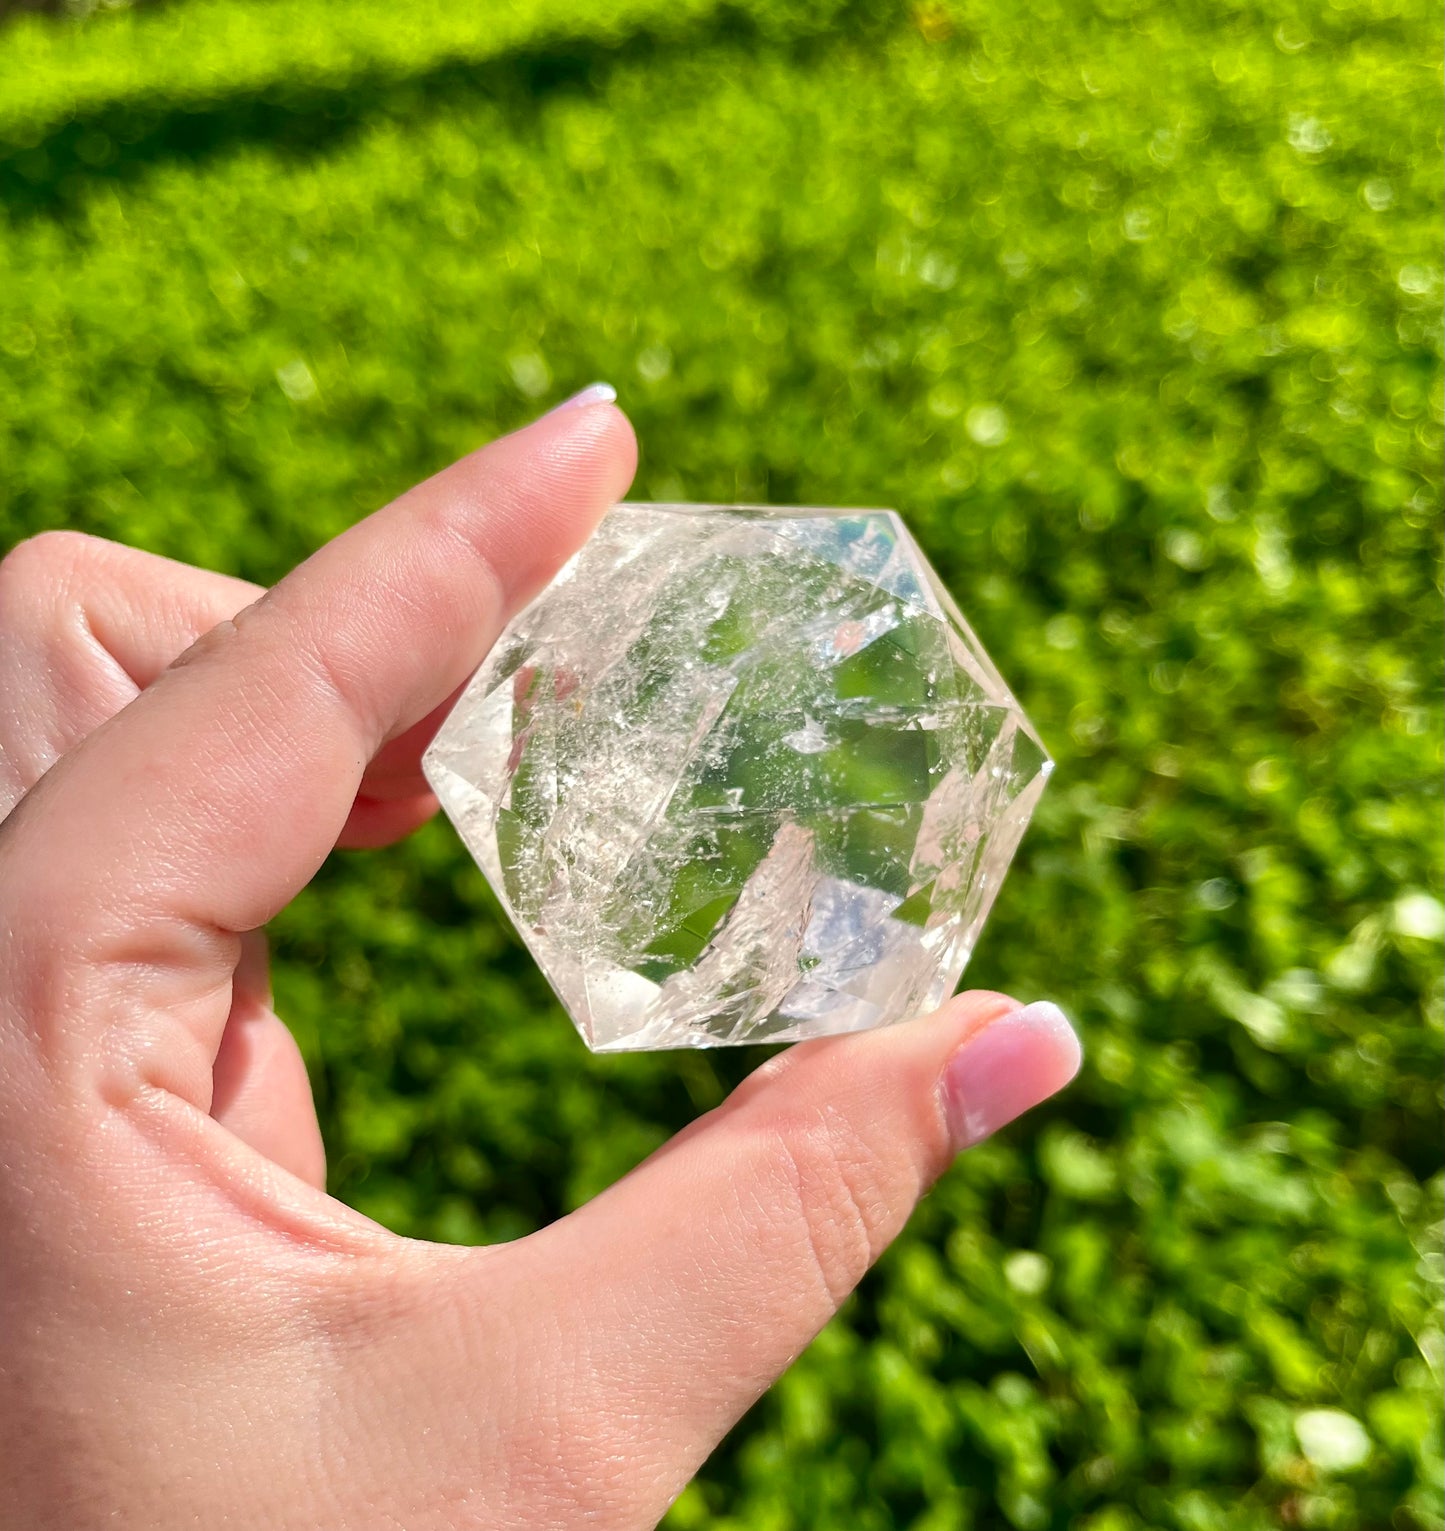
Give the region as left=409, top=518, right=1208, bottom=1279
left=0, top=395, right=1081, bottom=1529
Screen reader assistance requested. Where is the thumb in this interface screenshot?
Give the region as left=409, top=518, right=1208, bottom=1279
left=491, top=989, right=1081, bottom=1513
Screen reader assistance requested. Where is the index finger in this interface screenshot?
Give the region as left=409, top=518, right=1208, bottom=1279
left=0, top=397, right=636, bottom=1095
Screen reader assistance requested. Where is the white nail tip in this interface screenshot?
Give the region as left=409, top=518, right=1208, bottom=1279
left=1010, top=1001, right=1083, bottom=1065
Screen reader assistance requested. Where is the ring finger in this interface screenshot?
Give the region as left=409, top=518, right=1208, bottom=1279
left=0, top=531, right=264, bottom=817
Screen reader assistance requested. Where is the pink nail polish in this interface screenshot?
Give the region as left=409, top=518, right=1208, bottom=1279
left=941, top=1001, right=1082, bottom=1152
left=548, top=382, right=617, bottom=414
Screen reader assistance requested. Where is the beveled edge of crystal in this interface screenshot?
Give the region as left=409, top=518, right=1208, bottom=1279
left=615, top=501, right=897, bottom=518
left=422, top=749, right=611, bottom=1050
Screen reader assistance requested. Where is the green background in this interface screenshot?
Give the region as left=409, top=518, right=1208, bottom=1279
left=1, top=0, right=1440, bottom=1525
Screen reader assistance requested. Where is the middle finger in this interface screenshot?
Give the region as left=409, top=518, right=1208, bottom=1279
left=0, top=531, right=262, bottom=818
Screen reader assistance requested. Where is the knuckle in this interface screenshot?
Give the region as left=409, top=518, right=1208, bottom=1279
left=0, top=530, right=97, bottom=614
left=412, top=489, right=509, bottom=613
left=766, top=1104, right=905, bottom=1306
left=173, top=592, right=386, bottom=743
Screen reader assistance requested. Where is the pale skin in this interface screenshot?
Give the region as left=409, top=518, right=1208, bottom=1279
left=0, top=395, right=1082, bottom=1529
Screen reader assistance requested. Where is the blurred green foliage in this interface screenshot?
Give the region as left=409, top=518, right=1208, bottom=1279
left=1, top=0, right=1441, bottom=1525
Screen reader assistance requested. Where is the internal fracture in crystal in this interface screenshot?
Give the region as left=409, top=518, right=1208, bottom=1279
left=423, top=505, right=1051, bottom=1052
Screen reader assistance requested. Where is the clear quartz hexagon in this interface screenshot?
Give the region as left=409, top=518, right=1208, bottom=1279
left=423, top=504, right=1051, bottom=1052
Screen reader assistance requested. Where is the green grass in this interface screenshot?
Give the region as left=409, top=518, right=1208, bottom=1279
left=1, top=0, right=1441, bottom=1526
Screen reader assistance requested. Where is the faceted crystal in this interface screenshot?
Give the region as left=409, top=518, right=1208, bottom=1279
left=423, top=505, right=1051, bottom=1052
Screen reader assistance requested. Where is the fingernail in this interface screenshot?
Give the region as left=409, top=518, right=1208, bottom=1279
left=941, top=1001, right=1082, bottom=1152
left=548, top=382, right=617, bottom=415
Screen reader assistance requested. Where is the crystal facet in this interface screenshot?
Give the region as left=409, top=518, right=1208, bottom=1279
left=423, top=504, right=1052, bottom=1052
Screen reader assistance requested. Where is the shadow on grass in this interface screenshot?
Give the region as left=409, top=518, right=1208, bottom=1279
left=0, top=3, right=882, bottom=222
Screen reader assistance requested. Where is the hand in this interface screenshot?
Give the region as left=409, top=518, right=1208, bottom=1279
left=0, top=396, right=1081, bottom=1529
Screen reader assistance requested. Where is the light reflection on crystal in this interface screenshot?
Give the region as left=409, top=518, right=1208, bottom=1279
left=424, top=504, right=1051, bottom=1052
